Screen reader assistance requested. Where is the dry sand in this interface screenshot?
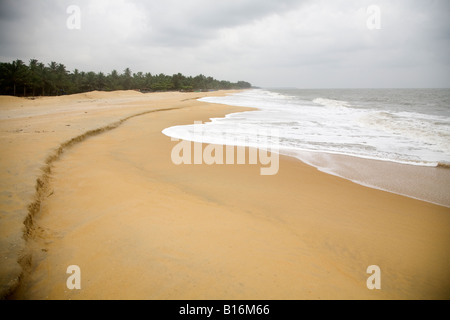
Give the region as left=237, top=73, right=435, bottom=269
left=0, top=90, right=239, bottom=297
left=1, top=90, right=449, bottom=300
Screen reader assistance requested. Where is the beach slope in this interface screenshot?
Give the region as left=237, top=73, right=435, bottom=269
left=2, top=91, right=449, bottom=299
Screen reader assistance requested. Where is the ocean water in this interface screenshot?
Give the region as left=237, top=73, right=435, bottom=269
left=164, top=88, right=450, bottom=166
left=162, top=88, right=450, bottom=205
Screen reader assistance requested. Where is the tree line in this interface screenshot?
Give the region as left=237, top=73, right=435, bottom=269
left=0, top=59, right=252, bottom=96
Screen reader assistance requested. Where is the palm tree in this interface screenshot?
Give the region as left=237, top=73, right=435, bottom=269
left=108, top=70, right=121, bottom=91
left=96, top=72, right=106, bottom=91
left=1, top=60, right=29, bottom=96
left=1, top=58, right=252, bottom=96
left=47, top=61, right=58, bottom=95
left=122, top=67, right=133, bottom=90
left=84, top=72, right=96, bottom=91
left=56, top=63, right=68, bottom=95
left=29, top=59, right=44, bottom=96
left=193, top=74, right=206, bottom=90
left=37, top=62, right=49, bottom=96
left=70, top=69, right=82, bottom=93
left=144, top=72, right=153, bottom=89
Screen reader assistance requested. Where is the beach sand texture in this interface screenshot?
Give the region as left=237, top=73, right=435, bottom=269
left=0, top=90, right=237, bottom=297
left=1, top=91, right=449, bottom=299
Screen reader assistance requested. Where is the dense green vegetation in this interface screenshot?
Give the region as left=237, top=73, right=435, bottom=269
left=0, top=59, right=251, bottom=96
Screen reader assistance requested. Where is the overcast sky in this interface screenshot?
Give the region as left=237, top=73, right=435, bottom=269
left=1, top=0, right=449, bottom=88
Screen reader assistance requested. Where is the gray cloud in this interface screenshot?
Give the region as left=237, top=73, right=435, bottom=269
left=134, top=0, right=307, bottom=47
left=0, top=0, right=449, bottom=88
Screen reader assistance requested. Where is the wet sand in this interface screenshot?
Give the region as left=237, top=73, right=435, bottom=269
left=288, top=150, right=450, bottom=208
left=2, top=90, right=450, bottom=299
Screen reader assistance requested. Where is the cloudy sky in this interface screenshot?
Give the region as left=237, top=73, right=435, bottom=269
left=0, top=0, right=449, bottom=88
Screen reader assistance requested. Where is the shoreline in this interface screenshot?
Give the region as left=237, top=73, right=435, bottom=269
left=190, top=93, right=450, bottom=208
left=1, top=90, right=449, bottom=299
left=165, top=106, right=450, bottom=207
left=283, top=149, right=450, bottom=208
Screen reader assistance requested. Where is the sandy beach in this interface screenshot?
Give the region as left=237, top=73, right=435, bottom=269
left=1, top=90, right=449, bottom=300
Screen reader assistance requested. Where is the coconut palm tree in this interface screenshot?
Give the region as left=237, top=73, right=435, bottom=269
left=1, top=59, right=29, bottom=96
